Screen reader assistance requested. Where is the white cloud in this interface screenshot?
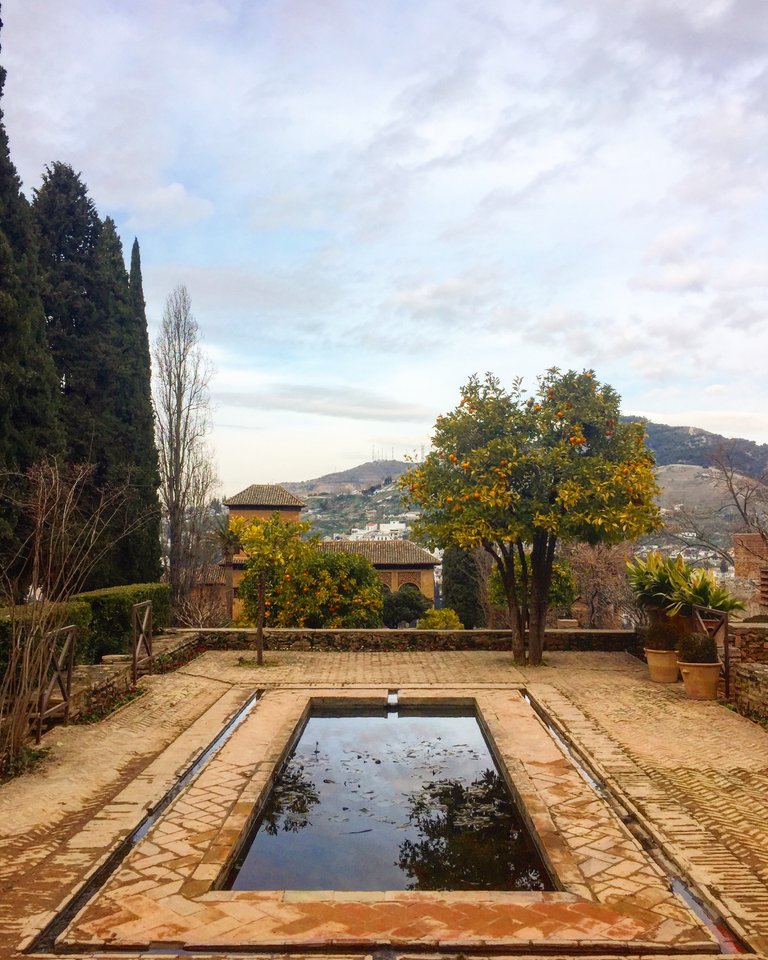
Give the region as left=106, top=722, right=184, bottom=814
left=127, top=183, right=214, bottom=230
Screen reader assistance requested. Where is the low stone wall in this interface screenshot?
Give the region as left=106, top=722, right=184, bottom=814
left=731, top=623, right=768, bottom=665
left=733, top=662, right=768, bottom=721
left=190, top=627, right=640, bottom=655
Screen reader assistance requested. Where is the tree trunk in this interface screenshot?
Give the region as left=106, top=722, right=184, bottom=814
left=528, top=531, right=557, bottom=665
left=256, top=579, right=265, bottom=666
left=487, top=544, right=526, bottom=663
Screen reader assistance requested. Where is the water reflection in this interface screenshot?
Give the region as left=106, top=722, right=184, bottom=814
left=226, top=709, right=553, bottom=891
left=260, top=764, right=320, bottom=835
left=398, top=769, right=547, bottom=890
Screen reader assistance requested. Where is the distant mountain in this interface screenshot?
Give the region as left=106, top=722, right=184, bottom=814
left=283, top=459, right=411, bottom=496
left=282, top=422, right=767, bottom=538
left=628, top=419, right=768, bottom=478
left=287, top=423, right=768, bottom=497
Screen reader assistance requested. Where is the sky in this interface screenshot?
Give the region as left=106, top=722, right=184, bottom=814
left=3, top=0, right=768, bottom=495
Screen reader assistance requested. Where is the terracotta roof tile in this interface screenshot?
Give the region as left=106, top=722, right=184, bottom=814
left=224, top=484, right=306, bottom=508
left=195, top=564, right=226, bottom=585
left=317, top=539, right=439, bottom=567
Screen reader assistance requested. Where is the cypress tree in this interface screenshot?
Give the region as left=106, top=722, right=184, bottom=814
left=0, top=16, right=62, bottom=554
left=32, top=162, right=103, bottom=465
left=33, top=169, right=161, bottom=585
left=119, top=237, right=161, bottom=582
left=442, top=546, right=485, bottom=628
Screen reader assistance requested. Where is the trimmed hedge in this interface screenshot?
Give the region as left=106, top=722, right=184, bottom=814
left=71, top=583, right=170, bottom=661
left=0, top=600, right=94, bottom=677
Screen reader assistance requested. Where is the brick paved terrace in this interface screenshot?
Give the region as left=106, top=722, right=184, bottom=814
left=1, top=648, right=767, bottom=960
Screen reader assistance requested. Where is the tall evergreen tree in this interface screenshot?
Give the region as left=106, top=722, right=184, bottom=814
left=33, top=168, right=161, bottom=585
left=120, top=237, right=161, bottom=581
left=32, top=162, right=103, bottom=464
left=442, top=546, right=485, bottom=629
left=0, top=15, right=62, bottom=555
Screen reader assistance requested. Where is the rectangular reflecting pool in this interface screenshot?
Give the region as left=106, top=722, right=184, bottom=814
left=225, top=707, right=554, bottom=891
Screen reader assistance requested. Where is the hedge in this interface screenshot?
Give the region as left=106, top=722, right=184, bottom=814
left=71, top=583, right=170, bottom=661
left=0, top=600, right=93, bottom=678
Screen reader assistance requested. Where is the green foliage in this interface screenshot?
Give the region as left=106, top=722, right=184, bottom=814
left=265, top=549, right=384, bottom=628
left=237, top=519, right=384, bottom=628
left=382, top=585, right=432, bottom=628
left=677, top=632, right=719, bottom=664
left=442, top=546, right=484, bottom=628
left=488, top=557, right=575, bottom=614
left=668, top=566, right=745, bottom=616
left=417, top=608, right=463, bottom=630
left=32, top=167, right=161, bottom=588
left=0, top=49, right=62, bottom=554
left=642, top=618, right=682, bottom=652
left=627, top=551, right=744, bottom=615
left=401, top=369, right=660, bottom=663
left=72, top=583, right=170, bottom=660
left=626, top=551, right=688, bottom=611
left=0, top=600, right=93, bottom=677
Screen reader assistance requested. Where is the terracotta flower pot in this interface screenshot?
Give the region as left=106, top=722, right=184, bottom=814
left=644, top=648, right=679, bottom=683
left=678, top=661, right=721, bottom=700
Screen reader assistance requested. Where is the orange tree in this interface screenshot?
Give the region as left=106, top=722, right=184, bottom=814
left=233, top=513, right=311, bottom=664
left=400, top=369, right=660, bottom=664
left=266, top=550, right=383, bottom=628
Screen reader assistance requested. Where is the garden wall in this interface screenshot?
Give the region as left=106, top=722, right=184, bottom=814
left=731, top=624, right=768, bottom=720
left=730, top=623, right=768, bottom=665
left=195, top=627, right=640, bottom=654
left=733, top=663, right=768, bottom=721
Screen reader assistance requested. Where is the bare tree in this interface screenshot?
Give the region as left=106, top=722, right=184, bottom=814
left=0, top=462, right=138, bottom=775
left=153, top=286, right=218, bottom=612
left=710, top=445, right=768, bottom=555
left=564, top=542, right=637, bottom=628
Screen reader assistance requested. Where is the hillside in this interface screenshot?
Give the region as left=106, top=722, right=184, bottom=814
left=282, top=460, right=411, bottom=496
left=628, top=419, right=768, bottom=477
left=284, top=422, right=766, bottom=539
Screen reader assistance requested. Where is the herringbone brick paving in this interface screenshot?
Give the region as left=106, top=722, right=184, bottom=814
left=63, top=688, right=710, bottom=952
left=1, top=649, right=767, bottom=959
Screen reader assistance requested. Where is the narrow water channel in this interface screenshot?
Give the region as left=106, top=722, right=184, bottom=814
left=225, top=707, right=553, bottom=891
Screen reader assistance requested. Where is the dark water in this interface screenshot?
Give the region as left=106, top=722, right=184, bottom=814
left=225, top=708, right=553, bottom=891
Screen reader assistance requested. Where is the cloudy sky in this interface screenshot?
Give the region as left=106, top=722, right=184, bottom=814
left=4, top=0, right=768, bottom=494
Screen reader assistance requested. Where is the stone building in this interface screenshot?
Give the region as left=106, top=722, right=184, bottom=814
left=317, top=540, right=439, bottom=601
left=197, top=484, right=439, bottom=615
left=223, top=484, right=306, bottom=597
left=732, top=533, right=768, bottom=611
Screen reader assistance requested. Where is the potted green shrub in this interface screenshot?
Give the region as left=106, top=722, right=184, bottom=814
left=677, top=632, right=720, bottom=700
left=641, top=620, right=681, bottom=683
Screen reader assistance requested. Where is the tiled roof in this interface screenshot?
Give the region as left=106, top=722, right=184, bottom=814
left=224, top=484, right=306, bottom=508
left=317, top=539, right=439, bottom=567
left=195, top=564, right=226, bottom=585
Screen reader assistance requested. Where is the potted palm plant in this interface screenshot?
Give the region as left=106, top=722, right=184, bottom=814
left=677, top=632, right=721, bottom=700
left=665, top=567, right=745, bottom=620
left=627, top=552, right=687, bottom=681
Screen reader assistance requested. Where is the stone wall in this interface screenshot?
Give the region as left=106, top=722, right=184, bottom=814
left=733, top=663, right=768, bottom=721
left=194, top=627, right=640, bottom=655
left=730, top=624, right=768, bottom=665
